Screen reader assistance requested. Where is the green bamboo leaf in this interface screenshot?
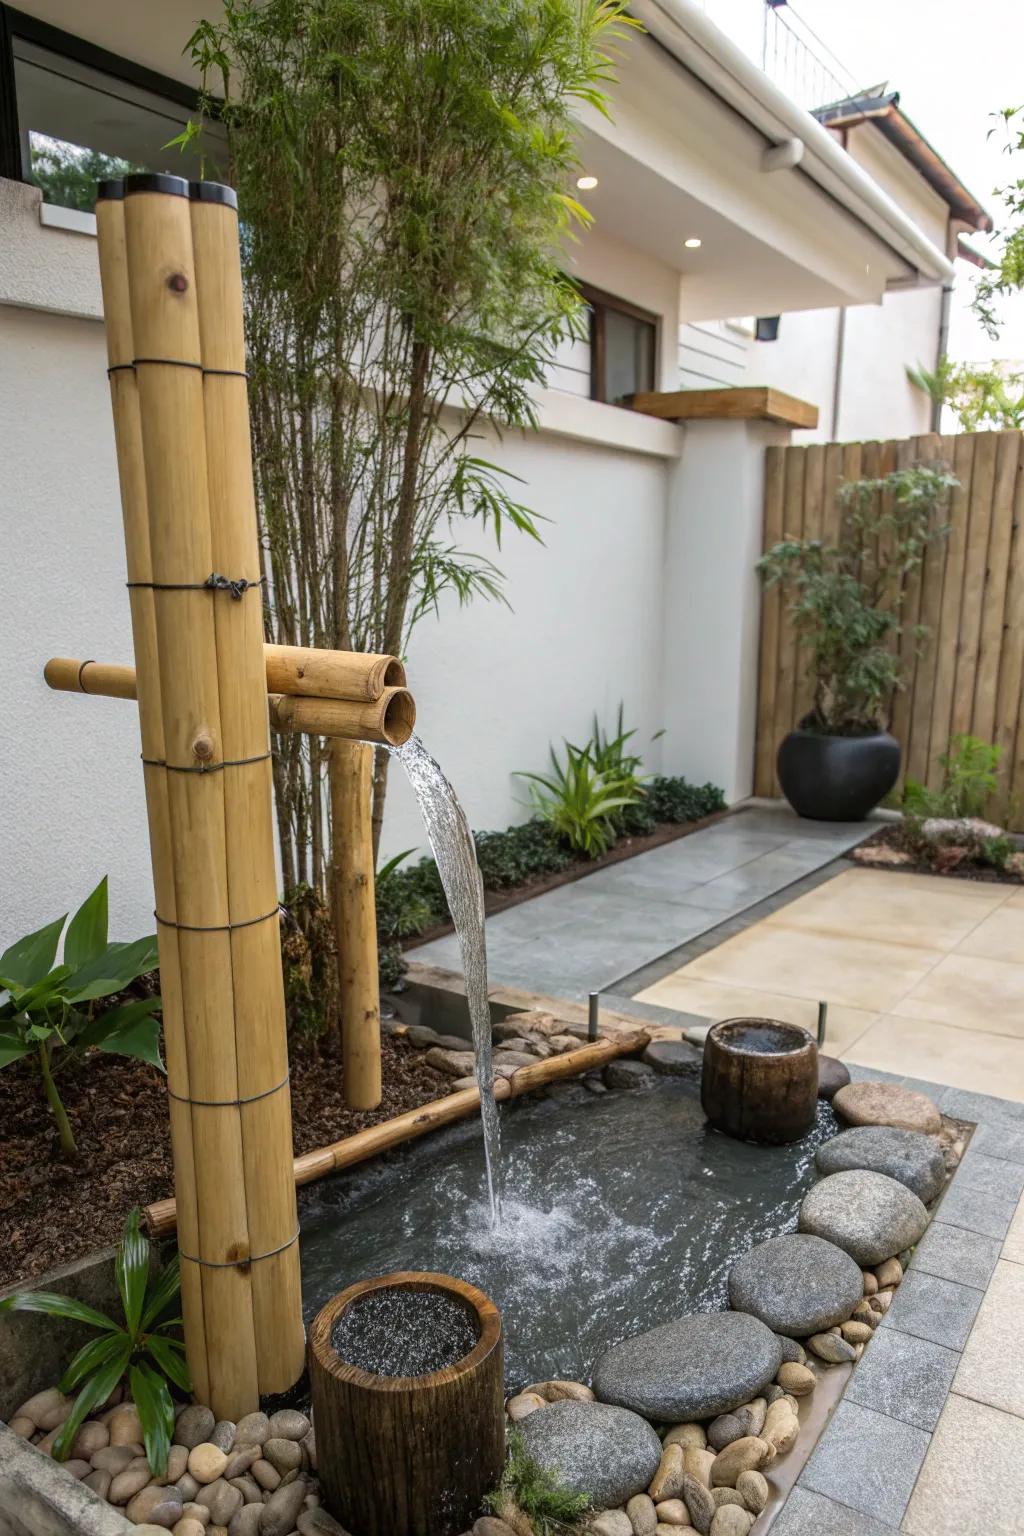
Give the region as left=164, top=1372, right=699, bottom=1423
left=0, top=1290, right=119, bottom=1331
left=63, top=879, right=109, bottom=971
left=116, top=1208, right=150, bottom=1340
left=52, top=1337, right=130, bottom=1462
left=129, top=1361, right=173, bottom=1477
left=0, top=916, right=66, bottom=988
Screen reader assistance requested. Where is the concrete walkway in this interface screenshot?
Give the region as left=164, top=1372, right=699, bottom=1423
left=412, top=805, right=870, bottom=1001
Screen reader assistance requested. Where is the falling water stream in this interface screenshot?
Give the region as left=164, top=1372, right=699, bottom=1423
left=393, top=735, right=502, bottom=1223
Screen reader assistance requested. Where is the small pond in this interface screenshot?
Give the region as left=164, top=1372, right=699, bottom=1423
left=298, top=1075, right=838, bottom=1388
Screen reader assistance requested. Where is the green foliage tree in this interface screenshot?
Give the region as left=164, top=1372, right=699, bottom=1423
left=177, top=0, right=637, bottom=894
left=757, top=466, right=956, bottom=736
left=0, top=878, right=161, bottom=1157
left=0, top=1209, right=186, bottom=1476
left=26, top=135, right=143, bottom=213
left=973, top=105, right=1024, bottom=338
left=907, top=357, right=1024, bottom=431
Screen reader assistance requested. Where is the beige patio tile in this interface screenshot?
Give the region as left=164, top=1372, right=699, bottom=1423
left=1002, top=885, right=1024, bottom=909
left=763, top=866, right=1010, bottom=950
left=953, top=1260, right=1024, bottom=1417
left=892, top=952, right=1024, bottom=1038
left=843, top=1014, right=1024, bottom=1101
left=682, top=924, right=942, bottom=1011
left=634, top=974, right=876, bottom=1054
left=902, top=1393, right=1024, bottom=1535
left=1003, top=1191, right=1024, bottom=1265
left=955, top=901, right=1024, bottom=963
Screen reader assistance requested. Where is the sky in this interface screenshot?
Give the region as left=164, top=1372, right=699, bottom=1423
left=707, top=0, right=1024, bottom=363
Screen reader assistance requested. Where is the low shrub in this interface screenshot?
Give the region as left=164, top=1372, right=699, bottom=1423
left=484, top=1429, right=590, bottom=1535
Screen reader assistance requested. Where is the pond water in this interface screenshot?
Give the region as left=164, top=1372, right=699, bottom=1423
left=332, top=1287, right=479, bottom=1377
left=299, top=1077, right=837, bottom=1389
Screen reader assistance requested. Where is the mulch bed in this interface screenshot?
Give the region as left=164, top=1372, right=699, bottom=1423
left=0, top=1034, right=448, bottom=1291
left=405, top=807, right=731, bottom=950
left=849, top=826, right=1024, bottom=885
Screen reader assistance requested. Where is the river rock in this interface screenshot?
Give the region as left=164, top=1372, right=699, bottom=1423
left=816, top=1126, right=946, bottom=1203
left=210, top=1420, right=236, bottom=1453
left=604, top=1060, right=657, bottom=1091
left=653, top=1499, right=690, bottom=1527
left=728, top=1233, right=863, bottom=1337
left=267, top=1409, right=311, bottom=1442
left=649, top=1444, right=686, bottom=1501
left=108, top=1404, right=143, bottom=1446
left=261, top=1478, right=307, bottom=1536
left=642, top=1041, right=701, bottom=1077
left=109, top=1460, right=153, bottom=1503
left=203, top=1477, right=242, bottom=1525
left=709, top=1438, right=770, bottom=1487
left=832, top=1082, right=942, bottom=1135
left=681, top=1474, right=715, bottom=1534
left=774, top=1335, right=804, bottom=1365
left=799, top=1170, right=929, bottom=1266
left=876, top=1257, right=903, bottom=1288
left=188, top=1443, right=229, bottom=1484
left=626, top=1493, right=658, bottom=1535
left=591, top=1512, right=633, bottom=1536
left=125, top=1484, right=183, bottom=1528
left=233, top=1412, right=269, bottom=1448
left=84, top=1470, right=111, bottom=1499
left=806, top=1332, right=856, bottom=1365
left=592, top=1313, right=781, bottom=1422
left=664, top=1425, right=706, bottom=1451
left=507, top=1392, right=546, bottom=1420
left=525, top=1380, right=595, bottom=1403
left=735, top=1471, right=768, bottom=1515
left=92, top=1445, right=136, bottom=1474
left=706, top=1415, right=745, bottom=1452
left=518, top=1400, right=662, bottom=1508
left=817, top=1056, right=851, bottom=1101
left=176, top=1406, right=216, bottom=1450
left=264, top=1437, right=302, bottom=1474
left=775, top=1363, right=814, bottom=1398
left=709, top=1509, right=753, bottom=1536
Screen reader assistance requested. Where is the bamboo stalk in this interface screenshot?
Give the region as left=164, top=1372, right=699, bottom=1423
left=265, top=644, right=406, bottom=701
left=94, top=185, right=209, bottom=1407
left=331, top=741, right=382, bottom=1109
left=189, top=183, right=305, bottom=1399
left=44, top=658, right=415, bottom=746
left=121, top=174, right=261, bottom=1418
left=142, top=1030, right=650, bottom=1239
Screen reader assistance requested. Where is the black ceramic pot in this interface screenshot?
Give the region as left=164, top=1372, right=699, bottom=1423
left=777, top=726, right=900, bottom=822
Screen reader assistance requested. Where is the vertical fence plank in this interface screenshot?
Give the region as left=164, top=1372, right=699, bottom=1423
left=928, top=432, right=976, bottom=790
left=951, top=431, right=999, bottom=742
left=754, top=446, right=786, bottom=796
left=905, top=434, right=956, bottom=786
left=996, top=446, right=1024, bottom=824
left=792, top=443, right=826, bottom=729
left=973, top=431, right=1020, bottom=747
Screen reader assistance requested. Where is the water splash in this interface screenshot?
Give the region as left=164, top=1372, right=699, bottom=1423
left=392, top=734, right=502, bottom=1223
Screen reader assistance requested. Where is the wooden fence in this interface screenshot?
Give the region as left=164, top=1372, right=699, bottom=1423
left=754, top=430, right=1024, bottom=827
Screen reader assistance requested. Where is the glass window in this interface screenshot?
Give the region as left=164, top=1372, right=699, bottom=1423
left=582, top=284, right=658, bottom=406
left=12, top=36, right=225, bottom=213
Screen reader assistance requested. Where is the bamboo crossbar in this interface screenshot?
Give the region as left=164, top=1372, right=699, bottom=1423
left=142, top=1029, right=650, bottom=1239
left=45, top=657, right=416, bottom=747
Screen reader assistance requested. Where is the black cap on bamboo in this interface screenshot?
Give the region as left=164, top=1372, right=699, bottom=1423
left=122, top=172, right=191, bottom=198
left=96, top=179, right=124, bottom=201
left=189, top=181, right=238, bottom=211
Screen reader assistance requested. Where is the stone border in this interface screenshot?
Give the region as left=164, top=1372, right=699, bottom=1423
left=0, top=1422, right=132, bottom=1536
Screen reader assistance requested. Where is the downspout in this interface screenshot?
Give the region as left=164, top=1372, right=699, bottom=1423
left=932, top=283, right=953, bottom=433
left=831, top=307, right=847, bottom=441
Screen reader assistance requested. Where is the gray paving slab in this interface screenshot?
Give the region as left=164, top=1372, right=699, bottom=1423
left=770, top=1486, right=897, bottom=1535
left=798, top=1399, right=930, bottom=1529
left=967, top=1121, right=1024, bottom=1164
left=843, top=1326, right=960, bottom=1431
left=910, top=1222, right=1002, bottom=1291
left=937, top=1086, right=1024, bottom=1128
left=953, top=1149, right=1024, bottom=1201
left=933, top=1177, right=1020, bottom=1240
left=878, top=1268, right=984, bottom=1350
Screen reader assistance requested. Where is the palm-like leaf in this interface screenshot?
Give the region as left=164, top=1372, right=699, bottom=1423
left=0, top=915, right=66, bottom=989
left=145, top=1334, right=191, bottom=1394
left=0, top=1290, right=118, bottom=1332
left=63, top=878, right=109, bottom=972
left=141, top=1253, right=181, bottom=1331
left=129, top=1360, right=174, bottom=1477
left=116, top=1208, right=150, bottom=1340
left=59, top=1329, right=129, bottom=1394
left=52, top=1335, right=131, bottom=1462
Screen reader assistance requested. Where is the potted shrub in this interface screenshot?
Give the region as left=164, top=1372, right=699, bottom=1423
left=758, top=465, right=955, bottom=821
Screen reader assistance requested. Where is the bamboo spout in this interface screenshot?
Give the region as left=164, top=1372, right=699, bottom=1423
left=265, top=644, right=405, bottom=702
left=44, top=657, right=416, bottom=747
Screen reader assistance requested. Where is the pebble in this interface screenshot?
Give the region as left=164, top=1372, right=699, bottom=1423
left=8, top=1416, right=33, bottom=1438
left=176, top=1406, right=216, bottom=1450
left=126, top=1485, right=183, bottom=1528
left=807, top=1333, right=857, bottom=1365
left=230, top=1474, right=262, bottom=1504
left=223, top=1444, right=260, bottom=1479
left=655, top=1527, right=699, bottom=1536
left=234, top=1412, right=270, bottom=1448
left=664, top=1424, right=706, bottom=1450
left=84, top=1469, right=112, bottom=1499
left=71, top=1421, right=109, bottom=1458
left=165, top=1446, right=189, bottom=1484
left=264, top=1437, right=303, bottom=1475
left=210, top=1421, right=236, bottom=1452
left=734, top=1400, right=766, bottom=1438
left=261, top=1478, right=307, bottom=1536
left=841, top=1321, right=874, bottom=1344
left=591, top=1513, right=633, bottom=1536
left=763, top=1385, right=786, bottom=1405
left=525, top=1380, right=595, bottom=1403
left=626, top=1492, right=659, bottom=1535
left=251, top=1458, right=281, bottom=1492
left=682, top=1448, right=716, bottom=1487
left=776, top=1363, right=815, bottom=1396
left=876, top=1258, right=904, bottom=1288
left=710, top=1438, right=770, bottom=1488
left=176, top=1474, right=201, bottom=1502
left=863, top=1270, right=879, bottom=1295
left=604, top=1060, right=658, bottom=1090
left=188, top=1443, right=229, bottom=1484
left=873, top=1289, right=894, bottom=1314
left=227, top=1508, right=263, bottom=1536
left=817, top=1055, right=851, bottom=1101
left=172, top=1521, right=206, bottom=1536
left=762, top=1403, right=799, bottom=1457
left=774, top=1336, right=804, bottom=1366
left=711, top=1489, right=746, bottom=1509
left=63, top=1460, right=91, bottom=1479
left=706, top=1415, right=745, bottom=1452
left=109, top=1460, right=153, bottom=1503
left=709, top=1509, right=753, bottom=1536
left=681, top=1473, right=715, bottom=1534
left=182, top=1505, right=211, bottom=1523
left=649, top=1444, right=686, bottom=1501
left=267, top=1409, right=311, bottom=1442
left=109, top=1404, right=144, bottom=1446
left=93, top=1445, right=136, bottom=1474
left=507, top=1392, right=546, bottom=1421
left=14, top=1388, right=64, bottom=1429
left=204, top=1478, right=243, bottom=1525
left=735, top=1470, right=768, bottom=1515
left=653, top=1500, right=690, bottom=1526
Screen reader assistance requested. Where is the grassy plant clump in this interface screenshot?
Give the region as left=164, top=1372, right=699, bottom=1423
left=902, top=734, right=1002, bottom=822
left=484, top=1430, right=591, bottom=1535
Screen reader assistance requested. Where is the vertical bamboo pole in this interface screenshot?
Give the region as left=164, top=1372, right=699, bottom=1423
left=95, top=183, right=210, bottom=1406
left=120, top=173, right=260, bottom=1418
left=330, top=741, right=383, bottom=1109
left=188, top=184, right=305, bottom=1393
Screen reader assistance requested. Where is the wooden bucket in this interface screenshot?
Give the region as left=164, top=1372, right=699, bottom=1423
left=308, top=1271, right=505, bottom=1536
left=702, top=1018, right=818, bottom=1144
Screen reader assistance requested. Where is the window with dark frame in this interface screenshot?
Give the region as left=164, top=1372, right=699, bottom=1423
left=0, top=6, right=224, bottom=211
left=580, top=282, right=658, bottom=406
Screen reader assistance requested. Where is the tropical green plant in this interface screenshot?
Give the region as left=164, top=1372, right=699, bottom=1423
left=485, top=1430, right=590, bottom=1535
left=0, top=1209, right=187, bottom=1476
left=0, top=879, right=161, bottom=1157
left=902, top=735, right=1003, bottom=821
left=518, top=741, right=643, bottom=858
left=973, top=105, right=1024, bottom=339
left=907, top=357, right=1024, bottom=431
left=588, top=703, right=647, bottom=783
left=757, top=465, right=956, bottom=735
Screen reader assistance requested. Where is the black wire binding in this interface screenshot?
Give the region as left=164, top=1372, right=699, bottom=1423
left=141, top=750, right=272, bottom=775
left=126, top=573, right=265, bottom=600
left=106, top=359, right=248, bottom=379
left=178, top=1228, right=300, bottom=1269
left=167, top=1069, right=290, bottom=1109
left=154, top=905, right=281, bottom=934
left=77, top=660, right=96, bottom=692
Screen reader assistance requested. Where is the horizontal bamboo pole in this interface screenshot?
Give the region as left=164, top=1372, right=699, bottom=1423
left=44, top=658, right=416, bottom=747
left=265, top=644, right=406, bottom=702
left=142, top=1029, right=650, bottom=1239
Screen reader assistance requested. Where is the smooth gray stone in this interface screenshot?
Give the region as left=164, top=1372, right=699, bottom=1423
left=729, top=1233, right=863, bottom=1338
left=642, top=1039, right=702, bottom=1076
left=817, top=1056, right=850, bottom=1101
left=815, top=1126, right=946, bottom=1204
left=517, top=1400, right=662, bottom=1508
left=603, top=1059, right=657, bottom=1090
left=843, top=1327, right=959, bottom=1432
left=799, top=1170, right=929, bottom=1266
left=591, top=1311, right=781, bottom=1421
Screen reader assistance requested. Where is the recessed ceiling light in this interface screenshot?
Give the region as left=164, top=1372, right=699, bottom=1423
left=684, top=237, right=702, bottom=249
left=576, top=175, right=599, bottom=190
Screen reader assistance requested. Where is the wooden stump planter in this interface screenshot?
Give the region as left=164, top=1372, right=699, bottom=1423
left=702, top=1018, right=818, bottom=1144
left=309, top=1272, right=505, bottom=1536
